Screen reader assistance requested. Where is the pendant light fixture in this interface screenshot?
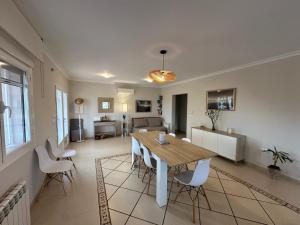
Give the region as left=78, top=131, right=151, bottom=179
left=148, top=50, right=176, bottom=83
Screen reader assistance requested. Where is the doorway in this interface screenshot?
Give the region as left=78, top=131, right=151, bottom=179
left=172, top=94, right=188, bottom=138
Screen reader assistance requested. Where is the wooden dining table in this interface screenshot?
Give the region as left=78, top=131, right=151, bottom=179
left=131, top=131, right=216, bottom=207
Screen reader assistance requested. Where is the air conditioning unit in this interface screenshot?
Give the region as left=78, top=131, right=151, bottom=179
left=117, top=88, right=134, bottom=96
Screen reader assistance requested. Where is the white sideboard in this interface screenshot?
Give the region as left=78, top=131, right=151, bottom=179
left=191, top=126, right=246, bottom=162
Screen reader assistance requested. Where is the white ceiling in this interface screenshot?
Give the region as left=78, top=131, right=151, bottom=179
left=13, top=0, right=300, bottom=87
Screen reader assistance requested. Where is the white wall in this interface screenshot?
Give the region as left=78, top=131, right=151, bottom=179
left=162, top=55, right=300, bottom=180
left=69, top=81, right=161, bottom=137
left=0, top=31, right=69, bottom=202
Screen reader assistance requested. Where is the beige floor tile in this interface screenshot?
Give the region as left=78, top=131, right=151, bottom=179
left=169, top=188, right=209, bottom=209
left=200, top=208, right=237, bottom=225
left=105, top=184, right=118, bottom=199
left=132, top=194, right=166, bottom=224
left=228, top=195, right=273, bottom=224
left=236, top=218, right=264, bottom=225
left=221, top=179, right=255, bottom=199
left=164, top=201, right=200, bottom=225
left=102, top=168, right=113, bottom=177
left=109, top=188, right=141, bottom=214
left=251, top=190, right=278, bottom=204
left=217, top=172, right=234, bottom=181
left=203, top=177, right=224, bottom=193
left=260, top=201, right=300, bottom=225
left=164, top=202, right=199, bottom=225
left=113, top=155, right=129, bottom=161
left=102, top=159, right=123, bottom=169
left=205, top=190, right=233, bottom=215
left=126, top=217, right=154, bottom=225
left=63, top=208, right=100, bottom=225
left=104, top=170, right=130, bottom=186
left=121, top=174, right=147, bottom=192
left=116, top=161, right=134, bottom=173
left=209, top=168, right=218, bottom=178
left=110, top=210, right=129, bottom=225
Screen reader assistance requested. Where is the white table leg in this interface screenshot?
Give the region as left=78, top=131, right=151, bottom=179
left=153, top=153, right=168, bottom=207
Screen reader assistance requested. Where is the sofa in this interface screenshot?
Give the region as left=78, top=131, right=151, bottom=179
left=131, top=117, right=168, bottom=133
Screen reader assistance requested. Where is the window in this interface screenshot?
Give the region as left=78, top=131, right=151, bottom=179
left=56, top=89, right=68, bottom=144
left=0, top=60, right=31, bottom=156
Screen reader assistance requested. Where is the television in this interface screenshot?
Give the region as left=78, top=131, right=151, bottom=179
left=207, top=88, right=236, bottom=111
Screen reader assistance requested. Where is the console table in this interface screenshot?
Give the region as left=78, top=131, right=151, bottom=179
left=94, top=120, right=117, bottom=139
left=191, top=126, right=246, bottom=162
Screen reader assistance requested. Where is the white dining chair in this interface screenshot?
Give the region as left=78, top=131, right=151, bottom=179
left=141, top=144, right=157, bottom=194
left=182, top=137, right=191, bottom=143
left=48, top=137, right=77, bottom=169
left=35, top=145, right=73, bottom=196
left=171, top=159, right=212, bottom=223
left=131, top=137, right=144, bottom=177
left=138, top=128, right=148, bottom=133
left=169, top=132, right=176, bottom=137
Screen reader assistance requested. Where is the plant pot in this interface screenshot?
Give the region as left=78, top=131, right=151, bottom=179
left=267, top=165, right=281, bottom=179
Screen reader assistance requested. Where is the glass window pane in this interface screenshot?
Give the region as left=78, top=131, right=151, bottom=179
left=63, top=92, right=68, bottom=137
left=2, top=83, right=25, bottom=149
left=56, top=89, right=63, bottom=144
left=0, top=63, right=23, bottom=83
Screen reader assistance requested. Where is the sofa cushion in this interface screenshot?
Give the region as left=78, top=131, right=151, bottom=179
left=133, top=118, right=148, bottom=128
left=147, top=117, right=162, bottom=127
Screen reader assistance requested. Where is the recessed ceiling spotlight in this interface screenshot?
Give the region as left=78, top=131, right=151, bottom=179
left=97, top=71, right=115, bottom=78
left=144, top=77, right=153, bottom=83
left=0, top=61, right=7, bottom=67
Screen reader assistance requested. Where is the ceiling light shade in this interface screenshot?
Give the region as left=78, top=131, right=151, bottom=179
left=144, top=77, right=153, bottom=83
left=149, top=50, right=176, bottom=83
left=97, top=71, right=115, bottom=78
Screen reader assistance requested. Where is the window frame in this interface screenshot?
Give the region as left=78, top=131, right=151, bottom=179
left=0, top=52, right=33, bottom=168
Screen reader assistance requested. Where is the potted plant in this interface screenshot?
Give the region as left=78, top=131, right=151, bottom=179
left=262, top=146, right=293, bottom=178
left=205, top=109, right=220, bottom=131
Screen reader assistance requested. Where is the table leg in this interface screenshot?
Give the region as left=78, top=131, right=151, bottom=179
left=153, top=154, right=168, bottom=207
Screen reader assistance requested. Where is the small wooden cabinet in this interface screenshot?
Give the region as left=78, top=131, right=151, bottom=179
left=94, top=120, right=117, bottom=139
left=191, top=126, right=246, bottom=162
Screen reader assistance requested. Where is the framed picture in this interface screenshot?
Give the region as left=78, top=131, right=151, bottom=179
left=206, top=88, right=236, bottom=111
left=136, top=100, right=152, bottom=112
left=98, top=97, right=114, bottom=113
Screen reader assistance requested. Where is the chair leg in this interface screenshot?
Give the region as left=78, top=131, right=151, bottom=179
left=131, top=155, right=137, bottom=169
left=192, top=199, right=195, bottom=223
left=70, top=170, right=74, bottom=177
left=146, top=170, right=152, bottom=195
left=201, top=186, right=211, bottom=210
left=37, top=174, right=49, bottom=201
left=138, top=157, right=141, bottom=178
left=142, top=167, right=148, bottom=183
left=69, top=157, right=77, bottom=169
left=59, top=173, right=66, bottom=195
left=173, top=184, right=185, bottom=203
left=65, top=172, right=72, bottom=183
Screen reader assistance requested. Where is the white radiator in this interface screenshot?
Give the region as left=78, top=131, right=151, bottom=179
left=0, top=181, right=31, bottom=225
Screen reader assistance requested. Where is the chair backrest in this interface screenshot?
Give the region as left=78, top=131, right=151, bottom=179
left=47, top=137, right=62, bottom=158
left=138, top=129, right=148, bottom=133
left=182, top=137, right=191, bottom=143
left=35, top=145, right=54, bottom=173
left=169, top=133, right=176, bottom=137
left=141, top=144, right=154, bottom=168
left=132, top=137, right=142, bottom=156
left=189, top=159, right=211, bottom=187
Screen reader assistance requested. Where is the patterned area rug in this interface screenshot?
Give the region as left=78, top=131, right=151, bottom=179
left=95, top=153, right=300, bottom=225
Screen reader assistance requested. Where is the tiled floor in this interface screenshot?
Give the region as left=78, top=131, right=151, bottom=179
left=97, top=154, right=300, bottom=225
left=31, top=137, right=300, bottom=225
